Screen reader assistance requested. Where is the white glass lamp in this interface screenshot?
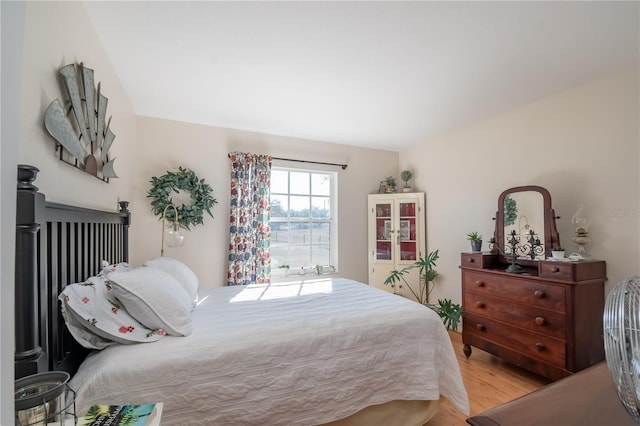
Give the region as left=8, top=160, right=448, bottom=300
left=571, top=203, right=591, bottom=259
left=161, top=204, right=185, bottom=256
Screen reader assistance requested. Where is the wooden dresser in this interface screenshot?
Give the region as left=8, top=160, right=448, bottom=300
left=461, top=252, right=606, bottom=381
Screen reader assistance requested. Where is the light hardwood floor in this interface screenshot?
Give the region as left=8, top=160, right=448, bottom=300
left=428, top=331, right=551, bottom=425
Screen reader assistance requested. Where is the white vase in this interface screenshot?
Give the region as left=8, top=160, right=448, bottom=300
left=551, top=250, right=565, bottom=260
left=403, top=187, right=412, bottom=193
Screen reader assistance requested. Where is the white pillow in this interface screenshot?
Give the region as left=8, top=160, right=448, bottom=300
left=59, top=276, right=166, bottom=349
left=143, top=257, right=199, bottom=307
left=106, top=268, right=193, bottom=336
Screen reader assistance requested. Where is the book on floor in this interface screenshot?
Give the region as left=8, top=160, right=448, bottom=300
left=76, top=402, right=163, bottom=426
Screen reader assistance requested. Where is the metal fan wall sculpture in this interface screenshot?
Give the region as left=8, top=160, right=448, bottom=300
left=44, top=62, right=117, bottom=182
left=604, top=275, right=640, bottom=423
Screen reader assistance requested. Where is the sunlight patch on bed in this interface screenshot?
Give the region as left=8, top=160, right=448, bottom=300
left=195, top=295, right=209, bottom=306
left=231, top=279, right=333, bottom=302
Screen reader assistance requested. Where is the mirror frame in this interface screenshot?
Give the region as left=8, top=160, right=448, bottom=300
left=492, top=185, right=561, bottom=265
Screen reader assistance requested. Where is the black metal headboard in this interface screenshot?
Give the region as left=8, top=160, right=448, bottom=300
left=15, top=164, right=130, bottom=379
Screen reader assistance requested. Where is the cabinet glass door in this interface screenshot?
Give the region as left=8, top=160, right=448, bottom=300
left=374, top=202, right=393, bottom=261
left=398, top=201, right=418, bottom=261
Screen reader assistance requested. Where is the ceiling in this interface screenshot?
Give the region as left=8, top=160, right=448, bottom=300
left=83, top=1, right=639, bottom=152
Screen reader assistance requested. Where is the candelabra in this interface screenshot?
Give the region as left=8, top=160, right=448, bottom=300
left=490, top=229, right=544, bottom=273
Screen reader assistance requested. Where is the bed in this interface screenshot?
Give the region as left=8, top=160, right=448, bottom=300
left=14, top=164, right=469, bottom=425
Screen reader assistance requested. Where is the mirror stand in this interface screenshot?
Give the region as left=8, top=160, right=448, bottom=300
left=490, top=185, right=560, bottom=271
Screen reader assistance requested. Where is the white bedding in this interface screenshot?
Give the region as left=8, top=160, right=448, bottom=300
left=70, top=278, right=469, bottom=425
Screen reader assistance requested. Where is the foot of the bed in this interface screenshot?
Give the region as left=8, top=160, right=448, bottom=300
left=463, top=344, right=472, bottom=359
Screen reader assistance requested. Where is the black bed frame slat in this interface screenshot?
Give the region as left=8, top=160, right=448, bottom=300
left=47, top=222, right=59, bottom=378
left=15, top=165, right=131, bottom=379
left=74, top=224, right=80, bottom=279
left=80, top=223, right=87, bottom=280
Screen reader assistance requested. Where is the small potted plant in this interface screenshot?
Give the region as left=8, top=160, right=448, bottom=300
left=551, top=246, right=565, bottom=260
left=400, top=170, right=414, bottom=192
left=384, top=176, right=397, bottom=193
left=466, top=232, right=483, bottom=252
left=278, top=264, right=290, bottom=276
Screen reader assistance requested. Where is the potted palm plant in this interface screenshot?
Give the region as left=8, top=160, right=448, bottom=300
left=436, top=298, right=464, bottom=331
left=384, top=250, right=463, bottom=331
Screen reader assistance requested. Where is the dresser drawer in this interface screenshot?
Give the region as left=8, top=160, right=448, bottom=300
left=463, top=270, right=566, bottom=313
left=539, top=260, right=607, bottom=281
left=461, top=253, right=499, bottom=269
left=464, top=292, right=566, bottom=339
left=464, top=313, right=566, bottom=367
left=539, top=261, right=574, bottom=280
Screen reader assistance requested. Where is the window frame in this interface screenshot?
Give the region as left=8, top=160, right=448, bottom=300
left=270, top=166, right=338, bottom=279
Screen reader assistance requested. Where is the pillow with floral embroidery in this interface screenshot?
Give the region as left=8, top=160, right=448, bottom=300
left=59, top=301, right=114, bottom=350
left=106, top=267, right=193, bottom=336
left=143, top=257, right=199, bottom=308
left=99, top=260, right=136, bottom=277
left=59, top=275, right=166, bottom=349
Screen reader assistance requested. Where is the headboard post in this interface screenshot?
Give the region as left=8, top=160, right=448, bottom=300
left=15, top=165, right=47, bottom=378
left=119, top=201, right=130, bottom=261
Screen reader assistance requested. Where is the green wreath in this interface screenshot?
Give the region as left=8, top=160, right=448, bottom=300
left=147, top=167, right=217, bottom=230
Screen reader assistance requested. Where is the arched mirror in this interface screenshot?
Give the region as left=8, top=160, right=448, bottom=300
left=492, top=185, right=561, bottom=267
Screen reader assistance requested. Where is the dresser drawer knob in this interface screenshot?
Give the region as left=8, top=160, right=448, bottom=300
left=551, top=267, right=560, bottom=273
left=534, top=290, right=546, bottom=298
left=535, top=316, right=546, bottom=326
left=476, top=281, right=485, bottom=287
left=476, top=323, right=486, bottom=331
left=468, top=258, right=475, bottom=263
left=535, top=342, right=546, bottom=351
left=476, top=301, right=485, bottom=308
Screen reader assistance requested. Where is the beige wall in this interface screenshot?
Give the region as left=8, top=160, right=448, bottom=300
left=401, top=69, right=640, bottom=305
left=18, top=2, right=137, bottom=213
left=133, top=117, right=398, bottom=286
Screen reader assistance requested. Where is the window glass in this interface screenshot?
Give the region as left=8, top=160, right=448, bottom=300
left=290, top=196, right=310, bottom=218
left=311, top=196, right=330, bottom=218
left=270, top=195, right=289, bottom=218
left=312, top=222, right=330, bottom=242
left=271, top=169, right=289, bottom=193
left=290, top=172, right=310, bottom=195
left=312, top=243, right=330, bottom=266
left=312, top=174, right=331, bottom=196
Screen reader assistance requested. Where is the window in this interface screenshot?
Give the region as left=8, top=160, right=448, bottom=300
left=270, top=168, right=337, bottom=277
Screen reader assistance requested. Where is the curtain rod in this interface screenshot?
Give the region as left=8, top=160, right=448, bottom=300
left=228, top=153, right=348, bottom=170
left=272, top=157, right=348, bottom=170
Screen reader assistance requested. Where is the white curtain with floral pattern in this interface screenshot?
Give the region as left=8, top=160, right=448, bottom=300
left=227, top=152, right=272, bottom=285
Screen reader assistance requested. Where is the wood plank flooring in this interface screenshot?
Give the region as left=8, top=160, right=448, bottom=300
left=428, top=331, right=551, bottom=425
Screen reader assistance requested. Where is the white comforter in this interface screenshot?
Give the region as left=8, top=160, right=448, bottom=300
left=70, top=278, right=469, bottom=425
